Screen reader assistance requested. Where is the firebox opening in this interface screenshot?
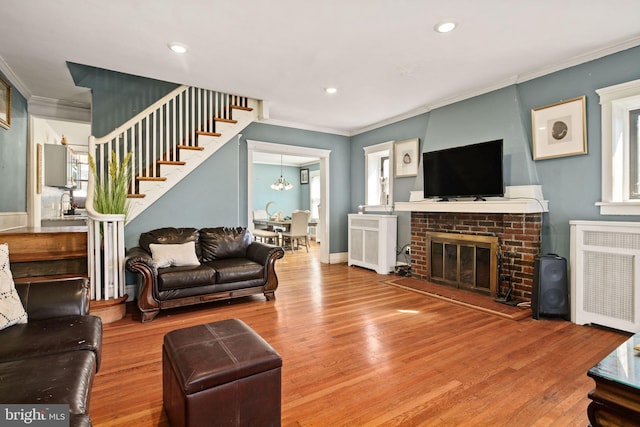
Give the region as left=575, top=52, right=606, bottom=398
left=426, top=232, right=499, bottom=297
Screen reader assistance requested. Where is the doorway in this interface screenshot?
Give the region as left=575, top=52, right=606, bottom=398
left=247, top=140, right=331, bottom=264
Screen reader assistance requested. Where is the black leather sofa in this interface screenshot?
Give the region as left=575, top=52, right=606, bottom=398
left=126, top=227, right=285, bottom=322
left=0, top=278, right=102, bottom=427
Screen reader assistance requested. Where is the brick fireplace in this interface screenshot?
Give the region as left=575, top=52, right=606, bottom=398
left=410, top=212, right=542, bottom=301
left=396, top=186, right=547, bottom=302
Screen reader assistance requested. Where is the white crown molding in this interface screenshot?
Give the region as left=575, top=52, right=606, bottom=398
left=516, top=35, right=640, bottom=85
left=256, top=118, right=350, bottom=137
left=352, top=36, right=640, bottom=137
left=28, top=96, right=91, bottom=122
left=0, top=55, right=31, bottom=99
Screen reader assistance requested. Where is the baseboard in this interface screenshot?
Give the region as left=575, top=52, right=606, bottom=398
left=329, top=251, right=348, bottom=264
left=0, top=212, right=27, bottom=231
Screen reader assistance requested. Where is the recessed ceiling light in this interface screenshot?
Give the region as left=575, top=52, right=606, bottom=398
left=325, top=87, right=338, bottom=94
left=434, top=21, right=457, bottom=33
left=168, top=42, right=188, bottom=54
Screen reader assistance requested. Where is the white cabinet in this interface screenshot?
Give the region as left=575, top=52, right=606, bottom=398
left=45, top=144, right=77, bottom=188
left=348, top=214, right=397, bottom=274
left=570, top=220, right=640, bottom=333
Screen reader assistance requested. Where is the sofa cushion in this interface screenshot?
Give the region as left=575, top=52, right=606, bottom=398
left=204, top=259, right=264, bottom=284
left=158, top=264, right=217, bottom=291
left=0, top=315, right=103, bottom=369
left=0, top=351, right=96, bottom=415
left=200, top=227, right=251, bottom=261
left=139, top=227, right=199, bottom=253
left=0, top=243, right=27, bottom=330
left=150, top=241, right=200, bottom=268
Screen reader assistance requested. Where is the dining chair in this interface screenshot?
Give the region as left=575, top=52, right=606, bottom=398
left=281, top=210, right=311, bottom=253
left=253, top=209, right=269, bottom=229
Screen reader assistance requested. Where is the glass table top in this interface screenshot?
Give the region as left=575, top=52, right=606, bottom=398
left=588, top=333, right=640, bottom=390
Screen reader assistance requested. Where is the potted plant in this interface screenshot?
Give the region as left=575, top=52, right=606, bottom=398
left=89, top=150, right=133, bottom=218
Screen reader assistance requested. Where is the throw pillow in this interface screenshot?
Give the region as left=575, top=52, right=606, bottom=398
left=149, top=241, right=200, bottom=268
left=0, top=243, right=28, bottom=330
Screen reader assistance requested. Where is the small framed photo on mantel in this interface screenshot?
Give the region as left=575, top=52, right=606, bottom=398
left=394, top=138, right=419, bottom=177
left=532, top=96, right=587, bottom=160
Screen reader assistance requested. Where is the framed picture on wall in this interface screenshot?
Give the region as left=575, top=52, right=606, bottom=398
left=394, top=138, right=419, bottom=177
left=300, top=168, right=309, bottom=184
left=532, top=96, right=587, bottom=160
left=0, top=75, right=11, bottom=130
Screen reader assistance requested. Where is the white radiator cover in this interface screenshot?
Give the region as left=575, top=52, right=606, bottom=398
left=570, top=220, right=640, bottom=333
left=348, top=214, right=397, bottom=274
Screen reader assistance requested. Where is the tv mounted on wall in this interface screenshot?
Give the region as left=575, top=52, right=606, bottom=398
left=422, top=139, right=504, bottom=200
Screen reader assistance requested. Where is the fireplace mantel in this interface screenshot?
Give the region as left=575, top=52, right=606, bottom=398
left=395, top=185, right=548, bottom=214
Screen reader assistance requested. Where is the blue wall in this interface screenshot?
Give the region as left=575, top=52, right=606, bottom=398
left=253, top=163, right=303, bottom=217
left=68, top=63, right=179, bottom=137
left=252, top=162, right=320, bottom=215
left=516, top=46, right=640, bottom=256
left=350, top=45, right=640, bottom=260
left=67, top=44, right=640, bottom=261
left=0, top=71, right=27, bottom=212
left=350, top=113, right=430, bottom=251
left=241, top=123, right=351, bottom=254
left=124, top=137, right=244, bottom=248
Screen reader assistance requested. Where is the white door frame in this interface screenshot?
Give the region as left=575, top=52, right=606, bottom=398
left=247, top=140, right=331, bottom=264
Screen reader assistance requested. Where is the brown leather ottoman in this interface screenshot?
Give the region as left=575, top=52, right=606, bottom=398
left=163, top=319, right=282, bottom=427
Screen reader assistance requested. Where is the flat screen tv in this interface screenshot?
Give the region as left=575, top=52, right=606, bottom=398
left=422, top=139, right=504, bottom=200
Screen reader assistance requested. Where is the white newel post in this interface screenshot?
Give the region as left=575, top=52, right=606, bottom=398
left=86, top=136, right=128, bottom=323
left=87, top=212, right=126, bottom=301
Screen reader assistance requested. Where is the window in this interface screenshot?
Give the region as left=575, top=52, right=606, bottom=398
left=71, top=152, right=89, bottom=201
left=364, top=141, right=394, bottom=207
left=596, top=79, right=640, bottom=215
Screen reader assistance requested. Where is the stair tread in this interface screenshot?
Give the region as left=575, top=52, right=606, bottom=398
left=128, top=194, right=146, bottom=198
left=177, top=145, right=205, bottom=151
left=136, top=176, right=167, bottom=181
left=231, top=105, right=253, bottom=112
left=214, top=117, right=238, bottom=124
left=195, top=131, right=221, bottom=137
left=157, top=160, right=186, bottom=165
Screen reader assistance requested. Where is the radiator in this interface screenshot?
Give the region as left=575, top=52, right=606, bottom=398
left=570, top=220, right=640, bottom=333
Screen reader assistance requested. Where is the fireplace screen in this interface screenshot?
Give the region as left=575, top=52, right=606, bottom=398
left=427, top=232, right=498, bottom=296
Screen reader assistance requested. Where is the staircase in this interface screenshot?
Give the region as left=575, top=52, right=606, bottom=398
left=86, top=85, right=260, bottom=309
left=89, top=85, right=259, bottom=223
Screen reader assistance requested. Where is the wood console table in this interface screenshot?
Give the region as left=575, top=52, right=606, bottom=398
left=587, top=333, right=640, bottom=426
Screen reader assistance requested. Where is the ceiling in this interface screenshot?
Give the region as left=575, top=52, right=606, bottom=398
left=2, top=1, right=640, bottom=135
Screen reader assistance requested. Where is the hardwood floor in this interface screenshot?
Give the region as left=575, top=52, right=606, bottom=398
left=91, top=241, right=629, bottom=426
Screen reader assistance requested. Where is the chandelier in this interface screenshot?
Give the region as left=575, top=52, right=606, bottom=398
left=270, top=155, right=293, bottom=191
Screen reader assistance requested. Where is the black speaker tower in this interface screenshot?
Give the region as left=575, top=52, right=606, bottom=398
left=532, top=254, right=569, bottom=320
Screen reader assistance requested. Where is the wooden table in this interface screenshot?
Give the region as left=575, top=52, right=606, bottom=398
left=587, top=333, right=640, bottom=426
left=253, top=219, right=318, bottom=232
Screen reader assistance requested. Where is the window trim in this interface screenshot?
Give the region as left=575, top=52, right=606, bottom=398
left=363, top=141, right=394, bottom=209
left=596, top=78, right=640, bottom=215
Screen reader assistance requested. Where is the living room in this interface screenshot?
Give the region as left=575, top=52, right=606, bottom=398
left=1, top=2, right=640, bottom=425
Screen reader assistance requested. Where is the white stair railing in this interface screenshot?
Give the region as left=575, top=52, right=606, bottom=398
left=87, top=85, right=256, bottom=303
